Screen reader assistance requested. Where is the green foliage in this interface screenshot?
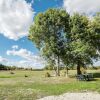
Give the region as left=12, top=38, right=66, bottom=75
left=29, top=8, right=100, bottom=75
left=65, top=13, right=100, bottom=74
left=0, top=64, right=17, bottom=70
left=88, top=13, right=100, bottom=52
left=0, top=64, right=36, bottom=71
left=44, top=65, right=53, bottom=70
left=29, top=8, right=70, bottom=76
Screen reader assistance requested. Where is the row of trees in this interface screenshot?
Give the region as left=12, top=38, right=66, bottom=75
left=0, top=64, right=17, bottom=70
left=0, top=64, right=33, bottom=71
left=29, top=9, right=100, bottom=76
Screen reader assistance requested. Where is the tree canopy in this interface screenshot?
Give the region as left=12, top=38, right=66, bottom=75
left=29, top=8, right=100, bottom=75
left=29, top=9, right=70, bottom=76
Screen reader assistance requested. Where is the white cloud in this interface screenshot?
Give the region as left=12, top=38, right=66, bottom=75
left=0, top=56, right=8, bottom=62
left=7, top=48, right=35, bottom=61
left=0, top=0, right=34, bottom=40
left=12, top=45, right=19, bottom=49
left=0, top=57, right=44, bottom=68
left=6, top=48, right=46, bottom=67
left=63, top=0, right=100, bottom=15
left=18, top=60, right=44, bottom=68
left=4, top=60, right=44, bottom=68
left=93, top=61, right=100, bottom=66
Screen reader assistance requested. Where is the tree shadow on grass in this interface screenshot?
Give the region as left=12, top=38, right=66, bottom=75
left=69, top=72, right=100, bottom=81
left=87, top=72, right=100, bottom=81
left=92, top=78, right=98, bottom=81
left=93, top=72, right=100, bottom=78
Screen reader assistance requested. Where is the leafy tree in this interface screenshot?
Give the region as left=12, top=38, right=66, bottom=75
left=44, top=61, right=54, bottom=70
left=29, top=9, right=70, bottom=76
left=29, top=9, right=100, bottom=76
left=67, top=13, right=100, bottom=75
left=88, top=13, right=100, bottom=52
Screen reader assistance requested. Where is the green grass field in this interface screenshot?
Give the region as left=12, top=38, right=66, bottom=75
left=0, top=70, right=100, bottom=100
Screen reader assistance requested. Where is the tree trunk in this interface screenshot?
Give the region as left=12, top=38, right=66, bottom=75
left=57, top=55, right=60, bottom=76
left=53, top=66, right=57, bottom=77
left=65, top=66, right=69, bottom=77
left=77, top=63, right=81, bottom=75
left=66, top=67, right=68, bottom=75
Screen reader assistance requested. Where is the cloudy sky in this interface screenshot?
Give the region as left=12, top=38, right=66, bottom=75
left=0, top=0, right=100, bottom=68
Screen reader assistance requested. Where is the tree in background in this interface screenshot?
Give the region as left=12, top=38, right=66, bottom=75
left=29, top=9, right=70, bottom=76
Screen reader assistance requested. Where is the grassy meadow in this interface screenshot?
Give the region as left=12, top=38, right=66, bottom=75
left=0, top=69, right=100, bottom=100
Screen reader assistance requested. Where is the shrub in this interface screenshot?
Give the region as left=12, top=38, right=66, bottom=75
left=45, top=72, right=51, bottom=77
left=25, top=74, right=28, bottom=77
left=10, top=72, right=15, bottom=74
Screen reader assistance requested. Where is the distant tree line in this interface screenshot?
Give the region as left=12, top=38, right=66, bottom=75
left=0, top=64, right=35, bottom=71
left=0, top=64, right=16, bottom=70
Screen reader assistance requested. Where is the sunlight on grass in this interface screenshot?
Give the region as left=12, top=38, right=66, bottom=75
left=0, top=70, right=99, bottom=100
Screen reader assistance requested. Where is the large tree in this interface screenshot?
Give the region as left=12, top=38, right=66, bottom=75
left=28, top=9, right=70, bottom=76
left=67, top=13, right=100, bottom=75
left=89, top=13, right=100, bottom=52
left=29, top=8, right=100, bottom=76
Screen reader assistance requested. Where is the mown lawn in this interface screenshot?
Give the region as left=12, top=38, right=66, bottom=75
left=0, top=70, right=99, bottom=100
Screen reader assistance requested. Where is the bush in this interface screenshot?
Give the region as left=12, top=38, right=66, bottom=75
left=10, top=72, right=15, bottom=74
left=25, top=74, right=28, bottom=77
left=45, top=72, right=51, bottom=77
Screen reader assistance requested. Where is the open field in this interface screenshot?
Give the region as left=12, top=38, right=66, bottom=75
left=0, top=70, right=100, bottom=100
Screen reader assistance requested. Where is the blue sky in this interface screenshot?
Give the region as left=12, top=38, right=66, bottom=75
left=0, top=0, right=63, bottom=68
left=0, top=0, right=100, bottom=68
